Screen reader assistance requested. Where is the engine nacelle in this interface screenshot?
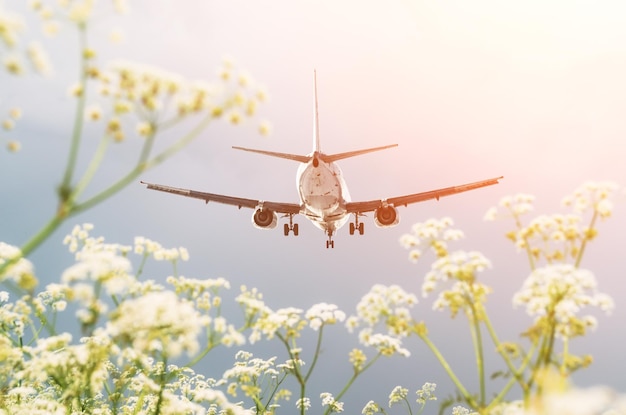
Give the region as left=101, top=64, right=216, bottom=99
left=374, top=206, right=399, bottom=227
left=252, top=208, right=278, bottom=229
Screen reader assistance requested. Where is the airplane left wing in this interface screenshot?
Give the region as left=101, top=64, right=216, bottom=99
left=140, top=181, right=302, bottom=214
left=345, top=176, right=503, bottom=213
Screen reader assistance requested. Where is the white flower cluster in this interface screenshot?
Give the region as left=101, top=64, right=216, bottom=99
left=513, top=265, right=614, bottom=339
left=0, top=241, right=36, bottom=290
left=422, top=251, right=492, bottom=317
left=485, top=193, right=535, bottom=221
left=416, top=382, right=437, bottom=404
left=321, top=392, right=344, bottom=413
left=134, top=236, right=189, bottom=262
left=0, top=4, right=52, bottom=76
left=400, top=217, right=464, bottom=261
left=347, top=284, right=416, bottom=358
left=562, top=181, right=620, bottom=218
left=222, top=351, right=280, bottom=398
left=305, top=302, right=346, bottom=330
left=84, top=58, right=270, bottom=142
left=107, top=290, right=209, bottom=358
left=485, top=182, right=620, bottom=266
left=388, top=385, right=408, bottom=406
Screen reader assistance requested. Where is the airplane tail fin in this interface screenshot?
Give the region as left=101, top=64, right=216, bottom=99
left=313, top=69, right=321, bottom=154
left=232, top=70, right=397, bottom=164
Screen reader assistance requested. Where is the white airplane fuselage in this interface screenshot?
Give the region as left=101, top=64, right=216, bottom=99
left=297, top=152, right=351, bottom=235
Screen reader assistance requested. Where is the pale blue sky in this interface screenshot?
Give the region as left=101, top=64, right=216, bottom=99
left=2, top=0, right=626, bottom=411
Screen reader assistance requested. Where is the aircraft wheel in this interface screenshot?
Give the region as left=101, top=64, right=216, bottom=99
left=293, top=223, right=299, bottom=236
left=283, top=223, right=290, bottom=236
left=349, top=223, right=355, bottom=235
left=358, top=222, right=364, bottom=235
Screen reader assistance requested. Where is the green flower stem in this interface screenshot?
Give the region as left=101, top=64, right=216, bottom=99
left=184, top=341, right=218, bottom=369
left=69, top=134, right=111, bottom=204
left=304, top=325, right=324, bottom=383
left=324, top=353, right=382, bottom=415
left=0, top=213, right=66, bottom=276
left=485, top=375, right=518, bottom=413
left=560, top=337, right=570, bottom=375
left=542, top=320, right=557, bottom=367
left=135, top=253, right=150, bottom=280
left=263, top=372, right=288, bottom=410
left=467, top=301, right=486, bottom=405
left=512, top=212, right=536, bottom=271
left=481, top=310, right=518, bottom=378
left=402, top=396, right=414, bottom=415
left=275, top=332, right=307, bottom=415
left=59, top=23, right=89, bottom=199
left=418, top=333, right=478, bottom=409
left=2, top=112, right=215, bottom=276
left=575, top=209, right=598, bottom=268
left=73, top=112, right=212, bottom=215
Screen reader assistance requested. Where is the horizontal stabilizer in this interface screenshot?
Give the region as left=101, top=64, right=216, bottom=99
left=232, top=146, right=310, bottom=163
left=320, top=144, right=398, bottom=163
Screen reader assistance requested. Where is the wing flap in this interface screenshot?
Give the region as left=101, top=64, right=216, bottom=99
left=141, top=181, right=301, bottom=214
left=346, top=176, right=503, bottom=213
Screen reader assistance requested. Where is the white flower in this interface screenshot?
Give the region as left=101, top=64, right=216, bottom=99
left=305, top=302, right=345, bottom=330
left=362, top=332, right=410, bottom=357
left=296, top=397, right=311, bottom=411
left=513, top=265, right=613, bottom=338
left=107, top=291, right=208, bottom=357
left=351, top=284, right=418, bottom=337
left=388, top=385, right=408, bottom=406
left=320, top=392, right=344, bottom=413
left=416, top=382, right=437, bottom=404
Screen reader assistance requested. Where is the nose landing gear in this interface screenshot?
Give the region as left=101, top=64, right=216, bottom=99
left=326, top=229, right=335, bottom=248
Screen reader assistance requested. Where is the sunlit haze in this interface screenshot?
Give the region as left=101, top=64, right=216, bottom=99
left=2, top=0, right=626, bottom=410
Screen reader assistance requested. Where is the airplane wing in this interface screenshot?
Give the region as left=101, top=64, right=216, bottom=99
left=140, top=181, right=302, bottom=214
left=345, top=176, right=503, bottom=213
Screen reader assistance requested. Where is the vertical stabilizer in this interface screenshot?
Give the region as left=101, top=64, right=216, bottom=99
left=313, top=70, right=321, bottom=153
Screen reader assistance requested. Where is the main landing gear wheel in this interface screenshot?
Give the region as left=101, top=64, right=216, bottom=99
left=349, top=217, right=365, bottom=235
left=283, top=214, right=299, bottom=236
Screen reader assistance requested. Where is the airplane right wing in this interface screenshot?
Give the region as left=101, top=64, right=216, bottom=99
left=140, top=181, right=302, bottom=214
left=345, top=176, right=503, bottom=213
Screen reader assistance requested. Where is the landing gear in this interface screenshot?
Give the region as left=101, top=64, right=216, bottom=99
left=326, top=229, right=335, bottom=249
left=283, top=214, right=299, bottom=236
left=349, top=215, right=365, bottom=235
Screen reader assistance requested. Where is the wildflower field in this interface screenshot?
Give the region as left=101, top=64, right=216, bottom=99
left=2, top=2, right=625, bottom=414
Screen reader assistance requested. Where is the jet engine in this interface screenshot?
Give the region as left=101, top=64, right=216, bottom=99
left=374, top=205, right=399, bottom=227
left=252, top=208, right=278, bottom=229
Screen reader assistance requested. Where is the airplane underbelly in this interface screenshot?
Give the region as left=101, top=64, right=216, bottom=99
left=299, top=165, right=342, bottom=213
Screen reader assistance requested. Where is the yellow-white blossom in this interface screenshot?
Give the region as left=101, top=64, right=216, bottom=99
left=388, top=385, right=408, bottom=407
left=513, top=265, right=614, bottom=339
left=0, top=242, right=37, bottom=290
left=320, top=392, right=344, bottom=413
left=305, top=302, right=345, bottom=330
left=107, top=290, right=208, bottom=358
left=400, top=217, right=463, bottom=259
left=416, top=382, right=437, bottom=404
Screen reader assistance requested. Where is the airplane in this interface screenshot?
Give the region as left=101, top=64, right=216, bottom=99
left=141, top=72, right=502, bottom=248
